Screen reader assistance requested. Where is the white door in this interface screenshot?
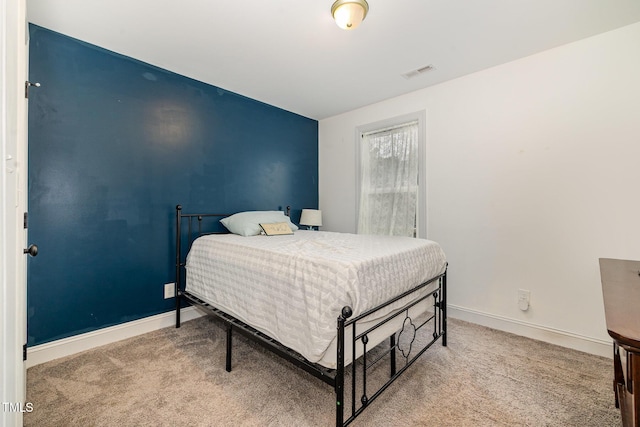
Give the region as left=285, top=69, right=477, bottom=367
left=1, top=0, right=29, bottom=426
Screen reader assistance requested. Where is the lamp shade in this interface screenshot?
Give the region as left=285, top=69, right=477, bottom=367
left=331, top=0, right=369, bottom=30
left=300, top=209, right=323, bottom=227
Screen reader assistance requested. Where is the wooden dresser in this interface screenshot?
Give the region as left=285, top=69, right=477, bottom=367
left=600, top=258, right=640, bottom=427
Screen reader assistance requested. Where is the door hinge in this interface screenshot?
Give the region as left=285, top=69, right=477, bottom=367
left=23, top=343, right=27, bottom=361
left=25, top=81, right=40, bottom=99
left=24, top=212, right=28, bottom=229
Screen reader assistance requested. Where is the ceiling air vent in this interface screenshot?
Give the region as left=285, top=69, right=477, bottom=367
left=401, top=64, right=435, bottom=80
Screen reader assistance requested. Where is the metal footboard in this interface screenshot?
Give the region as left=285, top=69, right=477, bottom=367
left=335, top=270, right=446, bottom=426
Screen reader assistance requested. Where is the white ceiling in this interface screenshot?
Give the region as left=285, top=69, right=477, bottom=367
left=27, top=0, right=640, bottom=120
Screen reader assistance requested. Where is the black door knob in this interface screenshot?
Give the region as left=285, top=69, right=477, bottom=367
left=23, top=244, right=38, bottom=257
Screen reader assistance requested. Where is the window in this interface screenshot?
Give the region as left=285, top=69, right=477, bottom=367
left=356, top=112, right=426, bottom=237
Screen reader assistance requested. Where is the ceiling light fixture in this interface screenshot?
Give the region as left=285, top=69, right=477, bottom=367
left=331, top=0, right=369, bottom=30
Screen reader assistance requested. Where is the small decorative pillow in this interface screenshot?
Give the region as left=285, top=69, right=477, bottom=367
left=259, top=222, right=294, bottom=236
left=220, top=211, right=298, bottom=236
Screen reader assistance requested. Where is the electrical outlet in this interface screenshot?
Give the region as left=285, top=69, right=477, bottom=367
left=518, top=289, right=530, bottom=311
left=164, top=283, right=175, bottom=299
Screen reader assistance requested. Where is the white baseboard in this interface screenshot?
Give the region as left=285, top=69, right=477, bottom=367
left=448, top=304, right=613, bottom=358
left=26, top=307, right=205, bottom=368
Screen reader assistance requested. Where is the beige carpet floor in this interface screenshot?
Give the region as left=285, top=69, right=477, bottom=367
left=25, top=316, right=620, bottom=426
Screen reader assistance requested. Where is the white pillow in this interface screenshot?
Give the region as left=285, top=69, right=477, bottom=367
left=220, top=211, right=298, bottom=236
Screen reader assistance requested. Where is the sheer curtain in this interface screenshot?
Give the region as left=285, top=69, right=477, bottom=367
left=357, top=121, right=419, bottom=237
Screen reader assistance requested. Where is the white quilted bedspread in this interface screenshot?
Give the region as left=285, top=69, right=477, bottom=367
left=185, top=230, right=446, bottom=366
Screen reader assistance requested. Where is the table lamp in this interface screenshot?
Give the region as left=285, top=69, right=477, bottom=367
left=300, top=209, right=322, bottom=230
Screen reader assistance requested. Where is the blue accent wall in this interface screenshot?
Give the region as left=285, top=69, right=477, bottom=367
left=27, top=25, right=318, bottom=346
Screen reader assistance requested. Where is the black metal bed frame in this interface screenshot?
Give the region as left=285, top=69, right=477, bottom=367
left=174, top=205, right=448, bottom=426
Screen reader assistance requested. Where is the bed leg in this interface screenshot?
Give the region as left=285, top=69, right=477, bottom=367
left=390, top=333, right=397, bottom=377
left=176, top=307, right=181, bottom=328
left=336, top=307, right=352, bottom=427
left=175, top=280, right=181, bottom=328
left=442, top=270, right=447, bottom=347
left=175, top=287, right=181, bottom=329
left=225, top=324, right=233, bottom=372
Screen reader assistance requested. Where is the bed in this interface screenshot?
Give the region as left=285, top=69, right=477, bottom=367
left=174, top=205, right=448, bottom=426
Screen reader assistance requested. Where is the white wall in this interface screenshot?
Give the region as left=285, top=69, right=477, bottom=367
left=319, top=23, right=640, bottom=356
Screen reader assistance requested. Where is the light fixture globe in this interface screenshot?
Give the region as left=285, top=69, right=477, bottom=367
left=331, top=0, right=369, bottom=30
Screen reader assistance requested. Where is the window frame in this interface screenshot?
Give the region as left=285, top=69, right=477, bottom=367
left=355, top=110, right=427, bottom=238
